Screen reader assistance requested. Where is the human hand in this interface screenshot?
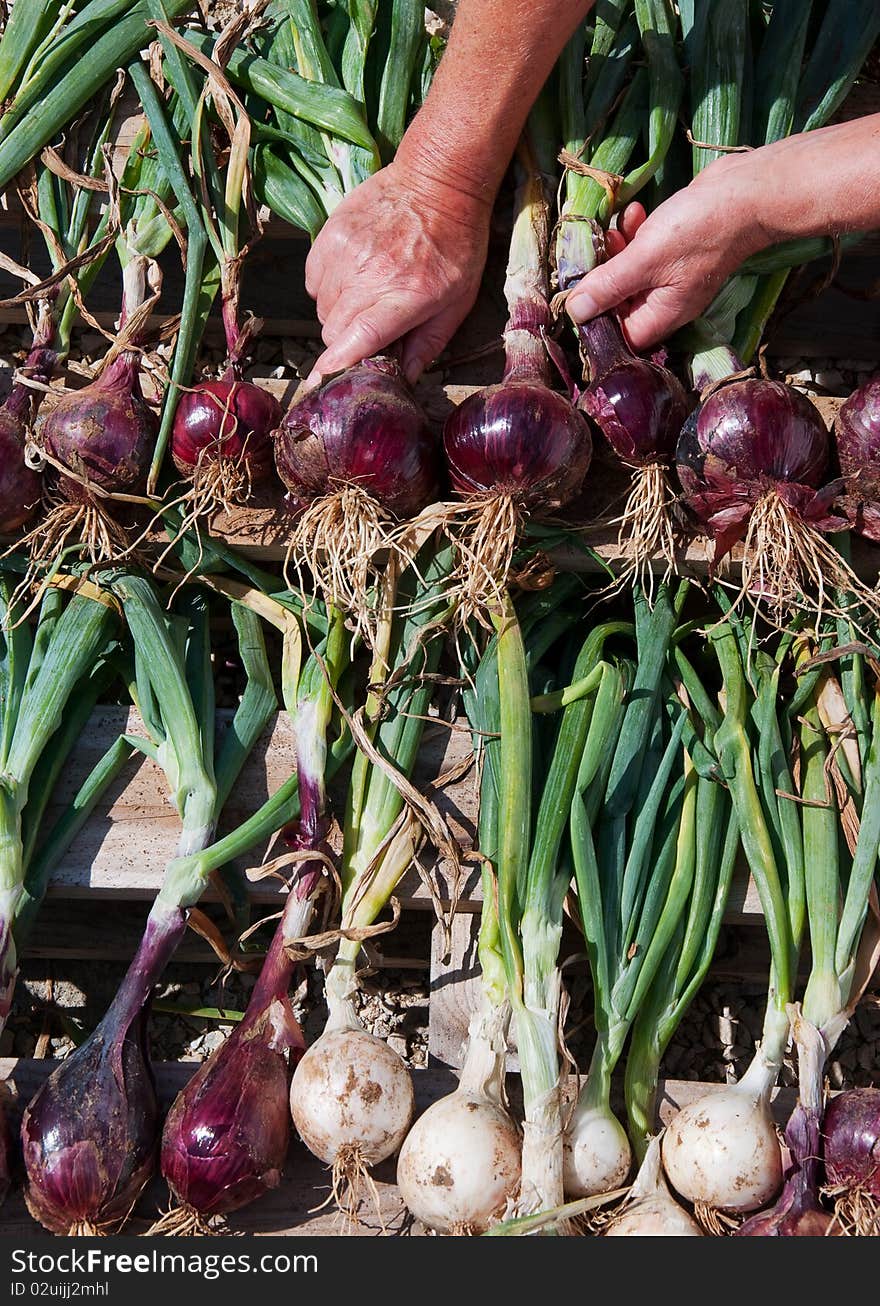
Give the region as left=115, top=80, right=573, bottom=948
left=303, top=160, right=491, bottom=387
left=565, top=152, right=769, bottom=350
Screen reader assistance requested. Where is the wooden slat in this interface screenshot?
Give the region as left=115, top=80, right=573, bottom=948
left=0, top=1057, right=799, bottom=1237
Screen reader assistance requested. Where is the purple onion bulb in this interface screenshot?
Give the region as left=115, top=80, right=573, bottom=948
left=274, top=356, right=439, bottom=518
left=171, top=376, right=280, bottom=485
left=443, top=378, right=592, bottom=508
left=834, top=377, right=880, bottom=541
left=37, top=353, right=156, bottom=504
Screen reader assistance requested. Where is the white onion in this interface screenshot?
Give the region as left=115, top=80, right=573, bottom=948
left=397, top=1091, right=521, bottom=1233
left=396, top=1003, right=521, bottom=1233
left=290, top=1026, right=415, bottom=1167
left=563, top=1102, right=632, bottom=1198
left=604, top=1136, right=702, bottom=1237
left=661, top=1053, right=783, bottom=1213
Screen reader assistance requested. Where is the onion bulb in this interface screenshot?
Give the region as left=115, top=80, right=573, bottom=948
left=290, top=959, right=415, bottom=1217
left=661, top=1053, right=784, bottom=1220
left=563, top=1102, right=632, bottom=1199
left=604, top=1135, right=703, bottom=1237
left=274, top=356, right=439, bottom=639
left=676, top=377, right=878, bottom=627
left=396, top=1003, right=521, bottom=1233
left=833, top=375, right=880, bottom=542
left=821, top=1087, right=880, bottom=1236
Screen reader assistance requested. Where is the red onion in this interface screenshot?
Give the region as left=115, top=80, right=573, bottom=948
left=556, top=198, right=689, bottom=588
left=171, top=371, right=280, bottom=519
left=158, top=853, right=322, bottom=1231
left=676, top=377, right=878, bottom=624
left=575, top=315, right=688, bottom=584
left=38, top=352, right=156, bottom=502
left=21, top=905, right=184, bottom=1235
left=576, top=314, right=689, bottom=470
left=274, top=355, right=439, bottom=629
left=822, top=1088, right=880, bottom=1235
left=833, top=377, right=880, bottom=541
left=0, top=386, right=44, bottom=534
left=159, top=986, right=302, bottom=1230
left=441, top=164, right=592, bottom=621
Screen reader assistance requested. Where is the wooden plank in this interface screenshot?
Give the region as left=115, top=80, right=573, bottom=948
left=19, top=898, right=425, bottom=969
left=0, top=1057, right=799, bottom=1237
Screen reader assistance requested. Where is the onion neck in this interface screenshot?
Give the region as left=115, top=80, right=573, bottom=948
left=101, top=899, right=188, bottom=1037
left=576, top=312, right=635, bottom=381
left=502, top=162, right=553, bottom=386
left=690, top=344, right=746, bottom=394
left=554, top=210, right=603, bottom=295
left=457, top=998, right=511, bottom=1105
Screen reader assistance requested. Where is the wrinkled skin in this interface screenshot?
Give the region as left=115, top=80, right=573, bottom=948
left=274, top=356, right=440, bottom=517
left=443, top=378, right=592, bottom=508
left=172, top=377, right=280, bottom=482
left=21, top=1009, right=159, bottom=1234
left=21, top=906, right=185, bottom=1234
left=37, top=354, right=155, bottom=504
left=834, top=377, right=880, bottom=541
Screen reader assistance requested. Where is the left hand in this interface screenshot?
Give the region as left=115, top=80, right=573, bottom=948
left=565, top=153, right=770, bottom=349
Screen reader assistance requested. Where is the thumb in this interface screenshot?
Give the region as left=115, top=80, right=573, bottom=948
left=564, top=246, right=651, bottom=324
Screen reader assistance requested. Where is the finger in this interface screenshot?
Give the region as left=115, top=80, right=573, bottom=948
left=604, top=229, right=626, bottom=257
left=306, top=307, right=411, bottom=386
left=618, top=202, right=647, bottom=243
left=317, top=286, right=403, bottom=350
left=564, top=245, right=653, bottom=323
left=400, top=300, right=473, bottom=384
left=617, top=285, right=698, bottom=352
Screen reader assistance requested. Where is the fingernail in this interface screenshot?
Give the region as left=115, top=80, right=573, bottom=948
left=565, top=288, right=599, bottom=322
left=302, top=368, right=322, bottom=392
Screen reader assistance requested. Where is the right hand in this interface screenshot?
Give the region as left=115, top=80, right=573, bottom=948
left=304, top=160, right=492, bottom=387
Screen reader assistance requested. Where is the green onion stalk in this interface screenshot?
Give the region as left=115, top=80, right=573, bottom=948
left=476, top=581, right=632, bottom=1221
left=554, top=2, right=689, bottom=590
left=156, top=594, right=350, bottom=1232
left=0, top=0, right=192, bottom=190
left=290, top=540, right=454, bottom=1214
left=20, top=574, right=278, bottom=1235
left=661, top=607, right=806, bottom=1226
left=395, top=576, right=588, bottom=1234
left=565, top=582, right=706, bottom=1204
left=738, top=628, right=880, bottom=1236
left=622, top=632, right=739, bottom=1161
left=0, top=571, right=121, bottom=1032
